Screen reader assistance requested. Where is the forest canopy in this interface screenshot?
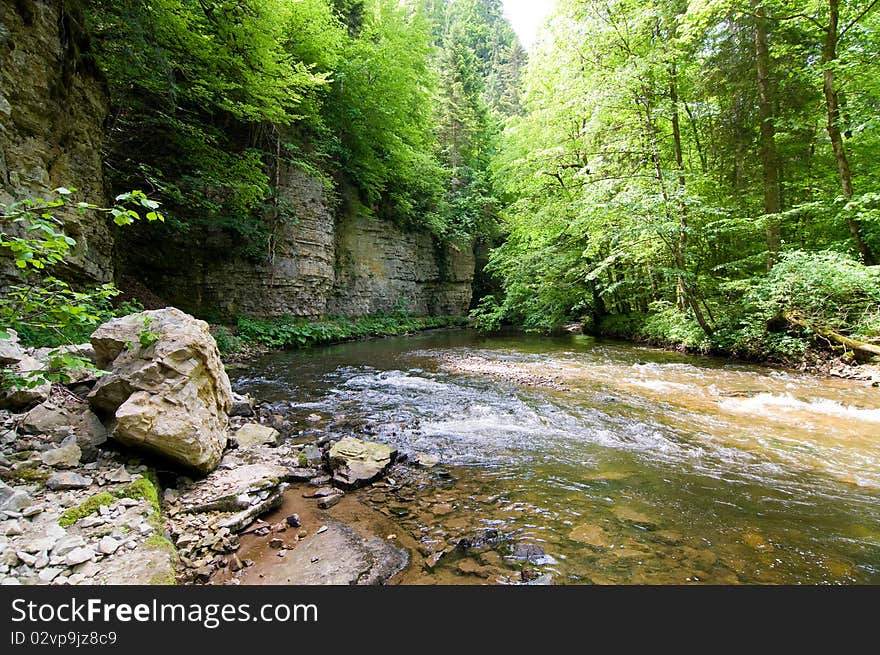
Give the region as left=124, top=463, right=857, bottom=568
left=475, top=0, right=880, bottom=362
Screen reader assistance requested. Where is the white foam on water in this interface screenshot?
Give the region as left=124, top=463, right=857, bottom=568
left=719, top=392, right=880, bottom=423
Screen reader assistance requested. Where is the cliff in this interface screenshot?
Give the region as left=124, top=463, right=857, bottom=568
left=0, top=1, right=475, bottom=319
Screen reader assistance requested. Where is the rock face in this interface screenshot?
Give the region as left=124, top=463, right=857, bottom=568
left=328, top=437, right=397, bottom=488
left=87, top=308, right=232, bottom=473
left=0, top=0, right=113, bottom=285
left=115, top=172, right=475, bottom=320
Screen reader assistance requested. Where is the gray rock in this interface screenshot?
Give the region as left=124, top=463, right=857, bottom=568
left=230, top=392, right=254, bottom=417
left=40, top=443, right=82, bottom=468
left=3, top=520, right=23, bottom=536
left=285, top=514, right=301, bottom=528
left=15, top=551, right=37, bottom=566
left=65, top=547, right=94, bottom=566
left=52, top=536, right=85, bottom=557
left=106, top=465, right=132, bottom=483
left=0, top=481, right=32, bottom=513
left=301, top=445, right=323, bottom=466
left=21, top=400, right=107, bottom=462
left=33, top=551, right=49, bottom=569
left=45, top=472, right=92, bottom=490
left=38, top=567, right=63, bottom=583
left=98, top=537, right=119, bottom=555
left=413, top=453, right=440, bottom=468
left=0, top=329, right=25, bottom=365
left=308, top=475, right=331, bottom=487
left=317, top=493, right=343, bottom=510
left=328, top=437, right=397, bottom=488
left=257, top=519, right=407, bottom=585
left=230, top=423, right=280, bottom=450
left=288, top=468, right=320, bottom=481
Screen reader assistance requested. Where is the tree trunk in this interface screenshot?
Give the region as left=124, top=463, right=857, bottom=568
left=822, top=0, right=876, bottom=264
left=752, top=1, right=781, bottom=270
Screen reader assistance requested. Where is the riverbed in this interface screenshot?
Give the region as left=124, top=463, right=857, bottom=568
left=233, top=329, right=880, bottom=584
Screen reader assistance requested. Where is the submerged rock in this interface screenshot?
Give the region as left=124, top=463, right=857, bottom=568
left=328, top=437, right=397, bottom=488
left=259, top=519, right=407, bottom=585
left=87, top=308, right=232, bottom=473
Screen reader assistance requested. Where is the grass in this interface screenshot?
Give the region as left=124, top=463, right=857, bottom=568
left=213, top=312, right=469, bottom=354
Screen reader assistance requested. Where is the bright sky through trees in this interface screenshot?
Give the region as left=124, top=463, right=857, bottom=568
left=501, top=0, right=553, bottom=48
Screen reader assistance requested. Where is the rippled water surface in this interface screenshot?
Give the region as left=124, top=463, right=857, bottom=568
left=235, top=330, right=880, bottom=584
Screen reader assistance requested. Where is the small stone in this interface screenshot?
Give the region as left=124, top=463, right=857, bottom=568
left=65, top=547, right=94, bottom=566
left=45, top=472, right=93, bottom=491
left=137, top=524, right=153, bottom=535
left=106, top=465, right=132, bottom=483
left=38, top=567, right=63, bottom=583
left=306, top=486, right=338, bottom=499
left=285, top=514, right=301, bottom=528
left=0, top=481, right=33, bottom=513
left=21, top=505, right=43, bottom=518
left=277, top=550, right=286, bottom=557
left=316, top=525, right=328, bottom=534
left=40, top=444, right=82, bottom=468
left=308, top=475, right=331, bottom=487
left=229, top=554, right=243, bottom=571
left=125, top=541, right=137, bottom=550
left=16, top=551, right=37, bottom=566
left=413, top=453, right=440, bottom=468
left=317, top=494, right=342, bottom=510
left=269, top=538, right=284, bottom=549
left=98, top=536, right=119, bottom=555
left=99, top=504, right=111, bottom=516
left=52, top=536, right=85, bottom=557
left=4, top=520, right=23, bottom=536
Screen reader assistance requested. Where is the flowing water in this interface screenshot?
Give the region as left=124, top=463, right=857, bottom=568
left=234, top=329, right=880, bottom=584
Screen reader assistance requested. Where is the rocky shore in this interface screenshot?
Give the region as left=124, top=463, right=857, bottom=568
left=1, top=307, right=559, bottom=586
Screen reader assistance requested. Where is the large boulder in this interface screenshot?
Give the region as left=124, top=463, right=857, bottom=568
left=328, top=437, right=397, bottom=488
left=87, top=308, right=232, bottom=473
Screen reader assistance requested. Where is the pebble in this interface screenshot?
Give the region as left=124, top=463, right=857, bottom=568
left=98, top=536, right=120, bottom=555
left=21, top=505, right=43, bottom=518
left=65, top=547, right=94, bottom=566
left=52, top=535, right=85, bottom=557
left=34, top=551, right=49, bottom=569
left=4, top=520, right=22, bottom=536
left=317, top=494, right=342, bottom=510
left=137, top=524, right=153, bottom=535
left=45, top=472, right=93, bottom=491
left=316, top=525, right=328, bottom=534
left=38, top=567, right=63, bottom=583
left=285, top=514, right=301, bottom=528
left=15, top=551, right=37, bottom=566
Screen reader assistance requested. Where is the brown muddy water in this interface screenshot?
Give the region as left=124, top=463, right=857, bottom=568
left=234, top=329, right=880, bottom=584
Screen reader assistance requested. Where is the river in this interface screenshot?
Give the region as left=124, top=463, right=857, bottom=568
left=233, top=329, right=880, bottom=584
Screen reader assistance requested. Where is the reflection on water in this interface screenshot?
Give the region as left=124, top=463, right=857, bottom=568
left=235, top=330, right=880, bottom=584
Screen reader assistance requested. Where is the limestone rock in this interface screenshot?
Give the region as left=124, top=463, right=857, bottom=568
left=0, top=329, right=24, bottom=365
left=0, top=481, right=31, bottom=513
left=21, top=396, right=107, bottom=462
left=45, top=472, right=92, bottom=490
left=87, top=308, right=232, bottom=473
left=231, top=423, right=280, bottom=450
left=180, top=463, right=288, bottom=513
left=0, top=354, right=50, bottom=410
left=230, top=392, right=254, bottom=417
left=40, top=443, right=82, bottom=468
left=328, top=437, right=397, bottom=488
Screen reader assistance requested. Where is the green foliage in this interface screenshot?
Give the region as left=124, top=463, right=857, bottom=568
left=479, top=0, right=880, bottom=362
left=0, top=189, right=161, bottom=388
left=211, top=325, right=243, bottom=355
